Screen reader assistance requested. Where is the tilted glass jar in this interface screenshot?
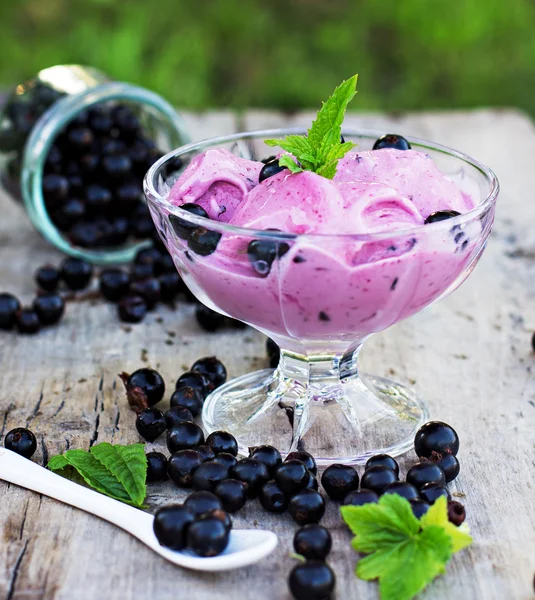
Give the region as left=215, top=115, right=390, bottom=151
left=0, top=65, right=188, bottom=264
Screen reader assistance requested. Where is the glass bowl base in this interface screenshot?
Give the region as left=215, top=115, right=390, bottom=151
left=202, top=368, right=429, bottom=466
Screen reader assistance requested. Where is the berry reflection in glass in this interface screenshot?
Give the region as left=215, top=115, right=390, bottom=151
left=143, top=129, right=498, bottom=465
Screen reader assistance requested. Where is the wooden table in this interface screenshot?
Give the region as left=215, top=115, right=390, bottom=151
left=1, top=109, right=534, bottom=600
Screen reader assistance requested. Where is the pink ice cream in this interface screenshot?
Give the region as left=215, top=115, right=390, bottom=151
left=165, top=147, right=479, bottom=349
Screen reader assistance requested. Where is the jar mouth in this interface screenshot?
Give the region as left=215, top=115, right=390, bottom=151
left=143, top=128, right=499, bottom=242
left=21, top=81, right=189, bottom=264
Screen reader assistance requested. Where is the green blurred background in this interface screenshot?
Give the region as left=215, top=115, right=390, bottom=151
left=0, top=0, right=533, bottom=113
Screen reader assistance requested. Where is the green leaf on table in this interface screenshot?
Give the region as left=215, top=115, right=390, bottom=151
left=341, top=493, right=472, bottom=600
left=47, top=442, right=147, bottom=507
left=264, top=74, right=358, bottom=179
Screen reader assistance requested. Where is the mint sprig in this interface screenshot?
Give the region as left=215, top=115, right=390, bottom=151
left=48, top=442, right=147, bottom=507
left=341, top=495, right=472, bottom=600
left=265, top=74, right=358, bottom=179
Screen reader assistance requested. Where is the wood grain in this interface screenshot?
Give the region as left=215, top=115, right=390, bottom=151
left=1, top=108, right=534, bottom=600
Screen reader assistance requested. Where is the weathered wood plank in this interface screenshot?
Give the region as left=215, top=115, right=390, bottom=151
left=0, top=109, right=534, bottom=600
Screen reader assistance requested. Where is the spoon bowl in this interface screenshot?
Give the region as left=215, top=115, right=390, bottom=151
left=0, top=448, right=277, bottom=571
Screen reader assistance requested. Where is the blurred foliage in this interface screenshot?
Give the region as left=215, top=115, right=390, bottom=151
left=0, top=0, right=534, bottom=113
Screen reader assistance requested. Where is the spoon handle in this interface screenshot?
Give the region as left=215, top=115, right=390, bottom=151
left=0, top=448, right=150, bottom=533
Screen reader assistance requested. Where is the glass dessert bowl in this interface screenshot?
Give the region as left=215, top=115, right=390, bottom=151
left=144, top=129, right=498, bottom=465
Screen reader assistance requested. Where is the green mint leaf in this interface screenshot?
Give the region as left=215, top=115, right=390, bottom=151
left=47, top=454, right=70, bottom=471
left=264, top=74, right=358, bottom=179
left=90, top=443, right=147, bottom=507
left=316, top=141, right=356, bottom=179
left=308, top=74, right=358, bottom=155
left=341, top=494, right=472, bottom=600
left=48, top=443, right=147, bottom=507
left=278, top=155, right=303, bottom=173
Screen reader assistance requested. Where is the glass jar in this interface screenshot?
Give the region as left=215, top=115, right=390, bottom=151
left=0, top=64, right=189, bottom=264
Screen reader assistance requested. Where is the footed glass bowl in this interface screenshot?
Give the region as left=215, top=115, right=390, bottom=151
left=144, top=129, right=499, bottom=465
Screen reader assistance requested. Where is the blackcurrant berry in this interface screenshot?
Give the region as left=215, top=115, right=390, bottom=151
left=16, top=308, right=41, bottom=334
left=153, top=504, right=195, bottom=550
left=120, top=368, right=165, bottom=409
left=275, top=460, right=309, bottom=496
left=249, top=445, right=282, bottom=476
left=288, top=489, right=326, bottom=525
left=230, top=458, right=270, bottom=498
left=293, top=524, right=332, bottom=560
left=372, top=133, right=411, bottom=151
left=175, top=371, right=210, bottom=398
left=168, top=449, right=203, bottom=488
left=360, top=466, right=398, bottom=495
left=288, top=560, right=335, bottom=600
left=167, top=421, right=205, bottom=453
left=259, top=480, right=288, bottom=513
left=447, top=500, right=466, bottom=526
left=214, top=478, right=247, bottom=513
left=136, top=408, right=166, bottom=442
left=170, top=203, right=209, bottom=240
left=320, top=464, right=359, bottom=501
left=187, top=516, right=229, bottom=557
left=259, top=158, right=287, bottom=183
left=35, top=264, right=59, bottom=292
left=191, top=356, right=227, bottom=390
left=99, top=268, right=130, bottom=302
left=60, top=257, right=93, bottom=291
left=4, top=428, right=37, bottom=458
left=33, top=294, right=65, bottom=326
left=206, top=431, right=238, bottom=456
left=188, top=227, right=221, bottom=256
left=118, top=294, right=147, bottom=323
left=247, top=238, right=289, bottom=276
left=0, top=293, right=21, bottom=330
left=146, top=452, right=168, bottom=482
left=424, top=211, right=461, bottom=224
left=170, top=386, right=204, bottom=417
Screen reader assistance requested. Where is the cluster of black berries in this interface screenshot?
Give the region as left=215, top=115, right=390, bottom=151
left=120, top=357, right=226, bottom=428
left=289, top=525, right=335, bottom=600
left=0, top=257, right=93, bottom=334
left=101, top=244, right=187, bottom=324
left=42, top=103, right=169, bottom=249
left=321, top=421, right=464, bottom=526
left=0, top=247, right=252, bottom=334
left=153, top=495, right=232, bottom=557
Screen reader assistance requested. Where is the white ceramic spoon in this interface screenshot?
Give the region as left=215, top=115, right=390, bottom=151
left=0, top=448, right=277, bottom=571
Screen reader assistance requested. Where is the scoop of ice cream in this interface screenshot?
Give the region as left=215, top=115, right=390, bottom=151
left=229, top=170, right=346, bottom=234
left=168, top=148, right=262, bottom=222
left=335, top=149, right=474, bottom=217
